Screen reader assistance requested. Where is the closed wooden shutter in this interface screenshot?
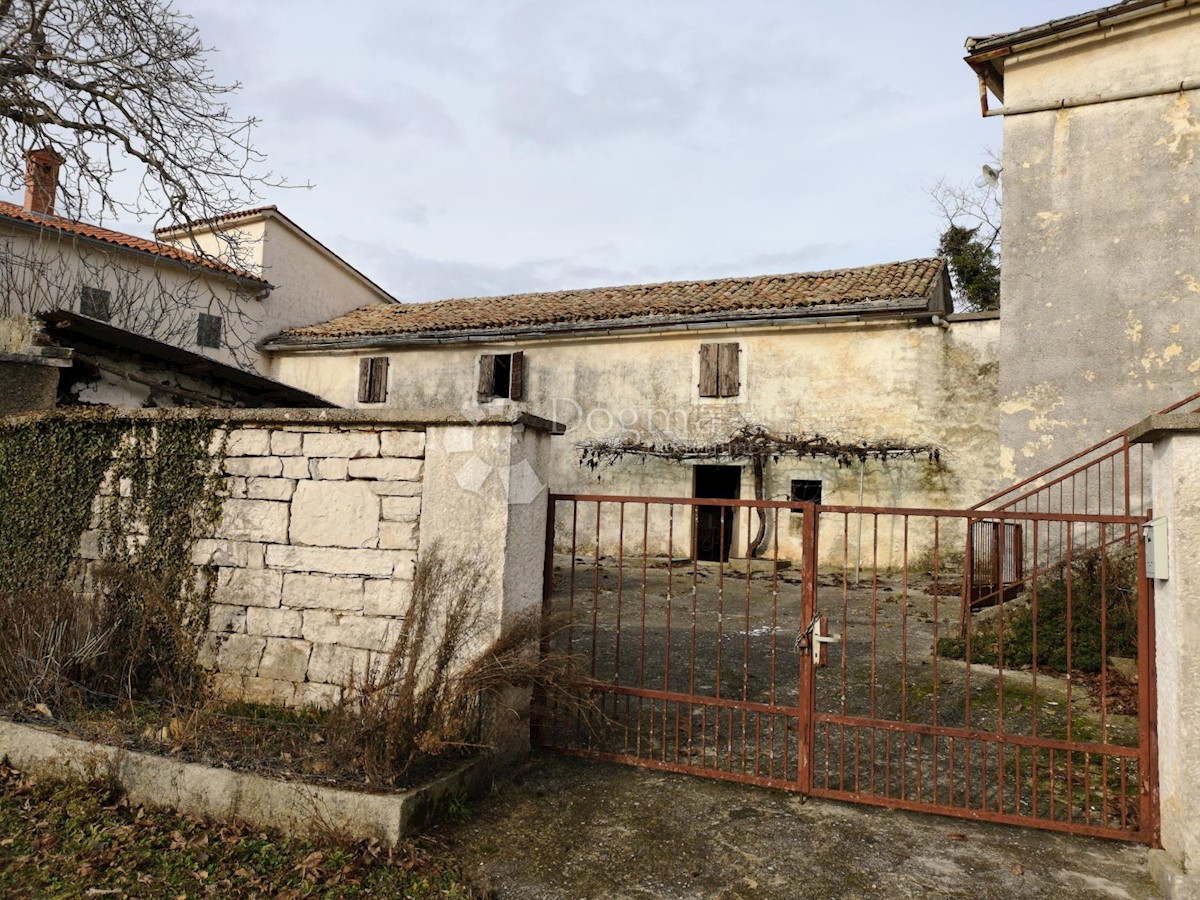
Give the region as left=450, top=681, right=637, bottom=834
left=358, top=357, right=388, bottom=403
left=477, top=354, right=496, bottom=402
left=509, top=351, right=525, bottom=400
left=718, top=343, right=740, bottom=397
left=699, top=343, right=719, bottom=397
left=357, top=358, right=372, bottom=403
left=369, top=357, right=389, bottom=402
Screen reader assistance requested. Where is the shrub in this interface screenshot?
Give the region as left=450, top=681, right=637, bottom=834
left=328, top=542, right=573, bottom=784
left=937, top=546, right=1140, bottom=674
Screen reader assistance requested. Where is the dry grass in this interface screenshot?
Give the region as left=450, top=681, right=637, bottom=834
left=327, top=542, right=582, bottom=785
left=0, top=583, right=113, bottom=709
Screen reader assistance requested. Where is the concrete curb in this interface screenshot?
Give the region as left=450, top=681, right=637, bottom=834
left=0, top=719, right=494, bottom=847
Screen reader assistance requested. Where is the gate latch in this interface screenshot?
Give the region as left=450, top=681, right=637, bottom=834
left=809, top=615, right=839, bottom=668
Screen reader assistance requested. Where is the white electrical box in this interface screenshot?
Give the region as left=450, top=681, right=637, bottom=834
left=1144, top=517, right=1169, bottom=580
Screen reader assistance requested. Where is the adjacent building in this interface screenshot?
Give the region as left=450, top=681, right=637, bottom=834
left=967, top=0, right=1200, bottom=480
left=0, top=150, right=394, bottom=409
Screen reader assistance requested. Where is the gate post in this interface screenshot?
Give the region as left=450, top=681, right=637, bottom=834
left=1130, top=415, right=1200, bottom=897
left=798, top=502, right=819, bottom=793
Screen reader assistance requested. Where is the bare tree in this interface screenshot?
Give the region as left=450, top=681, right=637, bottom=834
left=930, top=151, right=1002, bottom=311
left=0, top=0, right=296, bottom=371
left=929, top=150, right=1002, bottom=255
left=0, top=0, right=284, bottom=242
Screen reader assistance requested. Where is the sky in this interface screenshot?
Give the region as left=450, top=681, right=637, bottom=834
left=48, top=1, right=1105, bottom=303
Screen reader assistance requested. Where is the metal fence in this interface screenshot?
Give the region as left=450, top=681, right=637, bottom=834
left=539, top=494, right=1158, bottom=844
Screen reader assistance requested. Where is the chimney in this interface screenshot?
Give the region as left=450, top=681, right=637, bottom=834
left=23, top=148, right=63, bottom=216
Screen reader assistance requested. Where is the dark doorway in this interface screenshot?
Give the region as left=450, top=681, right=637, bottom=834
left=694, top=465, right=741, bottom=562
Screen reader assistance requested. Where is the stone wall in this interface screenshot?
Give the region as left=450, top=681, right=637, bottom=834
left=69, top=408, right=561, bottom=713
left=0, top=349, right=71, bottom=414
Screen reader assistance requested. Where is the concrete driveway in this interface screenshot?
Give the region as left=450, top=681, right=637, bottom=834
left=448, top=754, right=1158, bottom=900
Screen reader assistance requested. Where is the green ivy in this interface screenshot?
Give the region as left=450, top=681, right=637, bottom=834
left=0, top=412, right=228, bottom=701
left=0, top=414, right=123, bottom=595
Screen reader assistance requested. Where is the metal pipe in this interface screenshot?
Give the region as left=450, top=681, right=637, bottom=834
left=985, top=78, right=1200, bottom=118
left=855, top=458, right=865, bottom=586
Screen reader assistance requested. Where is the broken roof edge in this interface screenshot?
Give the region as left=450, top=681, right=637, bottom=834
left=0, top=404, right=567, bottom=435
left=965, top=0, right=1195, bottom=99
left=156, top=205, right=400, bottom=307
left=38, top=309, right=334, bottom=407
left=261, top=298, right=945, bottom=352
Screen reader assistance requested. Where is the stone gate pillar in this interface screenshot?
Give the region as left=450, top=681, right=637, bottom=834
left=1131, top=414, right=1200, bottom=899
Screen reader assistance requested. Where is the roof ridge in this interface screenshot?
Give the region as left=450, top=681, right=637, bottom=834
left=365, top=256, right=945, bottom=311
left=153, top=205, right=279, bottom=235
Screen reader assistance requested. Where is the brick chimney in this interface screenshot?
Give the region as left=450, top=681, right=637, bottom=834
left=23, top=148, right=63, bottom=215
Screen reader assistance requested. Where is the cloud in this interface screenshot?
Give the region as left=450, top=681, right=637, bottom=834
left=262, top=78, right=461, bottom=144
left=331, top=234, right=859, bottom=307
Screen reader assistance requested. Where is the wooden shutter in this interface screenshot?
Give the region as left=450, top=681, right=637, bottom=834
left=357, top=358, right=372, bottom=403
left=718, top=343, right=740, bottom=397
left=698, top=343, right=719, bottom=397
left=509, top=351, right=525, bottom=400
left=369, top=357, right=389, bottom=403
left=477, top=354, right=496, bottom=402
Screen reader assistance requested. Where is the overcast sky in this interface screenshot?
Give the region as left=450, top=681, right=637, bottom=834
left=67, top=2, right=1106, bottom=302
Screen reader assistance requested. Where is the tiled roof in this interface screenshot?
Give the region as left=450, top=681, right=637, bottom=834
left=0, top=201, right=270, bottom=286
left=272, top=257, right=947, bottom=345
left=966, top=0, right=1167, bottom=55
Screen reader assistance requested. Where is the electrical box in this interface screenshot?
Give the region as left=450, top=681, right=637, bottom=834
left=1144, top=517, right=1168, bottom=580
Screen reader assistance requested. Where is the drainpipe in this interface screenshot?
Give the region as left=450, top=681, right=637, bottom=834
left=855, top=458, right=865, bottom=585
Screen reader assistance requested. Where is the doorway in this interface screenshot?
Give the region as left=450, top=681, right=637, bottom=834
left=694, top=465, right=741, bottom=562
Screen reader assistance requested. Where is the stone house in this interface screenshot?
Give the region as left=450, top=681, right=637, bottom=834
left=263, top=257, right=1000, bottom=562
left=0, top=150, right=397, bottom=410
left=966, top=0, right=1200, bottom=479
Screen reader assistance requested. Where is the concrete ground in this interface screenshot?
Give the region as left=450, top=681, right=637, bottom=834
left=448, top=753, right=1159, bottom=900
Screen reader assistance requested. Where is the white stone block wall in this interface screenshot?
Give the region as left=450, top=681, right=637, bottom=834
left=80, top=422, right=427, bottom=709
left=210, top=424, right=424, bottom=707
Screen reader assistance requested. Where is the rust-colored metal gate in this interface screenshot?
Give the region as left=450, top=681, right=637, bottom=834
left=539, top=495, right=1158, bottom=844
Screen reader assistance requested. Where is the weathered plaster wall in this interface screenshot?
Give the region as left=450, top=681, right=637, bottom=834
left=161, top=214, right=390, bottom=372
left=997, top=10, right=1200, bottom=479
left=1139, top=422, right=1200, bottom=896
left=256, top=219, right=390, bottom=344
left=270, top=316, right=999, bottom=564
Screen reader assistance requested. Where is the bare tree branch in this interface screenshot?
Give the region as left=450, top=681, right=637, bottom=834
left=0, top=0, right=293, bottom=247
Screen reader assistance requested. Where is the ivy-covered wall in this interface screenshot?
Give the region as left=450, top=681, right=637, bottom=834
left=0, top=408, right=559, bottom=712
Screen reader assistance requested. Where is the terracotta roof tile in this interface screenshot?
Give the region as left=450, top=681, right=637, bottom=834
left=153, top=206, right=278, bottom=235
left=273, top=257, right=947, bottom=345
left=0, top=201, right=270, bottom=286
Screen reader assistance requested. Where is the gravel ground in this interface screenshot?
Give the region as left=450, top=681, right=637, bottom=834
left=448, top=753, right=1158, bottom=900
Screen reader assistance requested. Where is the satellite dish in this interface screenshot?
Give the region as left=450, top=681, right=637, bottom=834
left=975, top=164, right=1003, bottom=189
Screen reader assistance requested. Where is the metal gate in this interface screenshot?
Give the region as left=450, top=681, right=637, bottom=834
left=539, top=494, right=1158, bottom=844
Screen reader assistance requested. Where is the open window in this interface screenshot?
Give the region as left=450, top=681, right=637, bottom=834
left=358, top=356, right=389, bottom=403
left=789, top=479, right=822, bottom=511
left=699, top=343, right=740, bottom=398
left=477, top=351, right=524, bottom=402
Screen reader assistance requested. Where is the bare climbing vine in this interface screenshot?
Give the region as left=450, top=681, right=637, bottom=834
left=577, top=424, right=944, bottom=557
